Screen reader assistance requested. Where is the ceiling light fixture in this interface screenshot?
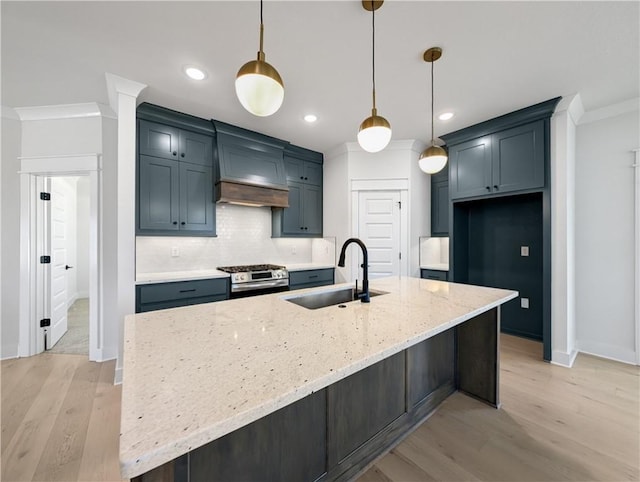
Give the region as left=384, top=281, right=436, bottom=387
left=419, top=47, right=448, bottom=174
left=357, top=0, right=391, bottom=153
left=184, top=66, right=206, bottom=81
left=438, top=112, right=454, bottom=121
left=235, top=0, right=284, bottom=117
left=304, top=114, right=318, bottom=123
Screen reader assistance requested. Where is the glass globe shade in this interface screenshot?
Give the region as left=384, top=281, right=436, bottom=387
left=357, top=114, right=392, bottom=153
left=235, top=60, right=284, bottom=117
left=419, top=145, right=448, bottom=174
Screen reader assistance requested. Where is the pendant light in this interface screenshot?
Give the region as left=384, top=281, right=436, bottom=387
left=235, top=0, right=284, bottom=117
left=357, top=0, right=392, bottom=153
left=419, top=47, right=448, bottom=174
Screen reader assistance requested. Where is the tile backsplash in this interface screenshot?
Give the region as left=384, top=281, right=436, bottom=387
left=136, top=204, right=335, bottom=274
left=419, top=237, right=450, bottom=268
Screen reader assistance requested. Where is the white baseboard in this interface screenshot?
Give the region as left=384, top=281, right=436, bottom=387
left=551, top=348, right=579, bottom=368
left=114, top=367, right=123, bottom=385
left=76, top=290, right=89, bottom=299
left=67, top=292, right=79, bottom=309
left=576, top=340, right=637, bottom=366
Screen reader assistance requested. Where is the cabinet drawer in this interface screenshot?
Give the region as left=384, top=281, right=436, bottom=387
left=289, top=268, right=334, bottom=289
left=138, top=279, right=229, bottom=304
left=420, top=269, right=448, bottom=281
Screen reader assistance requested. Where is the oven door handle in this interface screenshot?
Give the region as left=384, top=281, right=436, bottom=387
left=231, top=279, right=289, bottom=292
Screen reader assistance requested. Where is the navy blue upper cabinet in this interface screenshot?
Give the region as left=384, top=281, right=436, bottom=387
left=443, top=98, right=560, bottom=201
left=273, top=145, right=324, bottom=238
left=137, top=103, right=216, bottom=236
left=431, top=169, right=449, bottom=237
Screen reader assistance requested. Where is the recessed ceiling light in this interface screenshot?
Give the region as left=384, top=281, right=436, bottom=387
left=304, top=114, right=318, bottom=123
left=438, top=112, right=454, bottom=121
left=184, top=66, right=206, bottom=81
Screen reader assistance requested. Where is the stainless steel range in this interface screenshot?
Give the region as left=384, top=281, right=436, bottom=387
left=217, top=264, right=289, bottom=297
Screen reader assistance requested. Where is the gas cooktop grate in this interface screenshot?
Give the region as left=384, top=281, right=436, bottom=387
left=217, top=264, right=286, bottom=273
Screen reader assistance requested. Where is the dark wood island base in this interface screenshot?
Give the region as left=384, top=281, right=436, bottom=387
left=133, top=308, right=499, bottom=482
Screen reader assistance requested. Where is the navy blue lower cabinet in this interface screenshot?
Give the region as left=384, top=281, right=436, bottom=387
left=420, top=269, right=448, bottom=281
left=135, top=278, right=229, bottom=313
left=289, top=268, right=335, bottom=290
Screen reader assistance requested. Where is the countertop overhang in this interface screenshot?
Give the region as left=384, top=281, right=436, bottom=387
left=120, top=277, right=517, bottom=478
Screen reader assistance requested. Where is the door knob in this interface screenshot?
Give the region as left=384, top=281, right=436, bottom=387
left=65, top=265, right=73, bottom=270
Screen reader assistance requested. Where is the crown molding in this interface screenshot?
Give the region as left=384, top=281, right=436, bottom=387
left=105, top=72, right=147, bottom=114
left=1, top=105, right=20, bottom=120
left=13, top=102, right=115, bottom=121
left=579, top=97, right=640, bottom=125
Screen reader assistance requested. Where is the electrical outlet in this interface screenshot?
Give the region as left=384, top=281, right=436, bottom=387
left=171, top=247, right=179, bottom=257
left=291, top=245, right=297, bottom=255
left=521, top=246, right=529, bottom=257
left=521, top=298, right=529, bottom=309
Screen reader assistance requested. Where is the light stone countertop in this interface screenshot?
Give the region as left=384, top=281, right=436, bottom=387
left=120, top=276, right=517, bottom=478
left=135, top=269, right=230, bottom=285
left=420, top=263, right=450, bottom=271
left=286, top=263, right=336, bottom=271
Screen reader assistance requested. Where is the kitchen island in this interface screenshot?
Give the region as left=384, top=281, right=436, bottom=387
left=120, top=277, right=517, bottom=481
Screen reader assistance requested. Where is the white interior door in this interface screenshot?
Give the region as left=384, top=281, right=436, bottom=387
left=358, top=191, right=401, bottom=279
left=49, top=178, right=69, bottom=348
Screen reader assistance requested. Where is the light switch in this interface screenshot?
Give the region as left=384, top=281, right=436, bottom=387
left=521, top=246, right=529, bottom=257
left=521, top=298, right=529, bottom=309
left=171, top=247, right=179, bottom=257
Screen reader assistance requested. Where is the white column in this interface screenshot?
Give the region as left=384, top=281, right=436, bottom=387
left=550, top=94, right=583, bottom=367
left=105, top=73, right=146, bottom=383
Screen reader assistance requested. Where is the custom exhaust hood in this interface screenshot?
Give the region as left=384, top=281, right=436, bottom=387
left=212, top=120, right=289, bottom=208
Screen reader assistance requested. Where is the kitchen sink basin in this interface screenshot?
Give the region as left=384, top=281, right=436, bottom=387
left=284, top=286, right=387, bottom=310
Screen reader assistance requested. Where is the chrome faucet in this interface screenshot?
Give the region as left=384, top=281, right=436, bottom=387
left=337, top=238, right=370, bottom=303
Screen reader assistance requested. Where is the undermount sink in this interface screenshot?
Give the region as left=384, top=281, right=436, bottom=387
left=284, top=286, right=387, bottom=310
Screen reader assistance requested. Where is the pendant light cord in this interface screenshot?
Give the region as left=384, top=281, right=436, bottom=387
left=259, top=0, right=264, bottom=54
left=431, top=57, right=434, bottom=145
left=371, top=1, right=376, bottom=112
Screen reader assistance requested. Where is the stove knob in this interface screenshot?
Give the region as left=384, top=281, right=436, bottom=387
left=241, top=274, right=247, bottom=281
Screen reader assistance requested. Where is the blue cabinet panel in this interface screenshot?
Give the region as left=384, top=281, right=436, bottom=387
left=138, top=120, right=180, bottom=160
left=420, top=269, right=448, bottom=281
left=289, top=268, right=335, bottom=290
left=450, top=137, right=492, bottom=200
left=136, top=278, right=229, bottom=313
left=138, top=156, right=180, bottom=232
left=179, top=163, right=214, bottom=232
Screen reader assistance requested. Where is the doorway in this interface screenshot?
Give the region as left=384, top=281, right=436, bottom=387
left=45, top=177, right=90, bottom=355
left=350, top=181, right=409, bottom=281
left=19, top=155, right=102, bottom=361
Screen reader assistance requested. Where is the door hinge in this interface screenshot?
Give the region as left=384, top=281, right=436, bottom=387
left=399, top=252, right=402, bottom=260
left=40, top=255, right=51, bottom=264
left=398, top=201, right=402, bottom=209
left=40, top=192, right=51, bottom=201
left=40, top=318, right=51, bottom=327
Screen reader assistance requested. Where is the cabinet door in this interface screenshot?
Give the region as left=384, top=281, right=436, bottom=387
left=138, top=120, right=180, bottom=161
left=284, top=156, right=304, bottom=182
left=449, top=136, right=492, bottom=200
left=281, top=182, right=304, bottom=235
left=179, top=129, right=213, bottom=166
left=492, top=121, right=544, bottom=194
left=179, top=163, right=214, bottom=232
left=302, top=184, right=323, bottom=235
left=431, top=179, right=449, bottom=236
left=138, top=156, right=180, bottom=231
left=303, top=162, right=322, bottom=186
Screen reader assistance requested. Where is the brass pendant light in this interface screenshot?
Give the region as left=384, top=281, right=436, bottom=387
left=419, top=47, right=448, bottom=174
left=235, top=0, right=284, bottom=117
left=357, top=0, right=392, bottom=153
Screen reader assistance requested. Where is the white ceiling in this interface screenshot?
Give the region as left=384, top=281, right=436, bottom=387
left=2, top=1, right=638, bottom=153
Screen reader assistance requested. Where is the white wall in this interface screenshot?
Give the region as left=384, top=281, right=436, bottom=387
left=324, top=140, right=430, bottom=282
left=575, top=105, right=639, bottom=364
left=76, top=177, right=90, bottom=297
left=1, top=108, right=23, bottom=359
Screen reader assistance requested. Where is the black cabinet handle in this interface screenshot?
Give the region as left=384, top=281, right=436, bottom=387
left=486, top=186, right=491, bottom=191
left=300, top=176, right=304, bottom=180
left=304, top=177, right=308, bottom=180
left=179, top=289, right=197, bottom=293
left=309, top=275, right=318, bottom=279
left=494, top=185, right=499, bottom=190
left=173, top=221, right=178, bottom=225
left=181, top=153, right=185, bottom=158
left=181, top=221, right=186, bottom=225
left=300, top=227, right=304, bottom=230
left=172, top=151, right=177, bottom=156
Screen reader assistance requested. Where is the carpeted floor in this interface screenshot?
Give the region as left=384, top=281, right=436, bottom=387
left=49, top=298, right=89, bottom=355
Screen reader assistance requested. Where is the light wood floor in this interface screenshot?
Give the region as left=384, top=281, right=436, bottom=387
left=359, top=336, right=640, bottom=482
left=1, top=335, right=638, bottom=482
